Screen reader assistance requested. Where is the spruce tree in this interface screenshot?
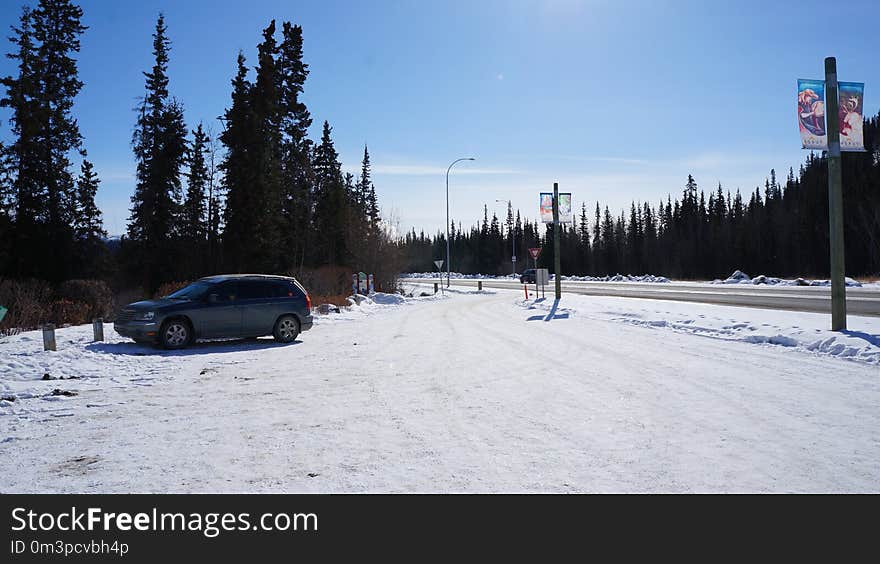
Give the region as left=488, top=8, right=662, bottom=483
left=278, top=21, right=313, bottom=273
left=72, top=159, right=106, bottom=276
left=33, top=0, right=87, bottom=280
left=1, top=1, right=93, bottom=281
left=73, top=160, right=103, bottom=240
left=127, top=14, right=188, bottom=289
left=0, top=7, right=41, bottom=277
left=221, top=21, right=284, bottom=273
left=358, top=145, right=372, bottom=225
left=0, top=141, right=11, bottom=273
left=219, top=52, right=255, bottom=272
left=182, top=124, right=209, bottom=244
left=311, top=121, right=347, bottom=266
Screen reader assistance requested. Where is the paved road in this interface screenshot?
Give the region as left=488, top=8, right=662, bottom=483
left=401, top=278, right=880, bottom=316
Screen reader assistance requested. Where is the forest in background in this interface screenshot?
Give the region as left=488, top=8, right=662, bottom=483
left=402, top=117, right=880, bottom=280
left=0, top=1, right=402, bottom=330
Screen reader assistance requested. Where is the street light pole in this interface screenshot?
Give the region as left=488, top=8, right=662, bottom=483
left=446, top=157, right=475, bottom=287
left=496, top=199, right=515, bottom=277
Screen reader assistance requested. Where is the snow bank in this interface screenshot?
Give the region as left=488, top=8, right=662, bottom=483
left=312, top=291, right=441, bottom=324
left=404, top=270, right=878, bottom=288
left=560, top=274, right=670, bottom=283
left=714, top=270, right=864, bottom=287
left=401, top=272, right=670, bottom=283
left=519, top=293, right=880, bottom=365
left=401, top=272, right=518, bottom=280
left=369, top=292, right=407, bottom=305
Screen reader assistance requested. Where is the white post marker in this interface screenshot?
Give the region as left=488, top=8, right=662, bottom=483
left=42, top=324, right=56, bottom=352
left=92, top=318, right=104, bottom=342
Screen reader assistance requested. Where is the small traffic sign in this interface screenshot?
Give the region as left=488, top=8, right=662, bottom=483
left=528, top=247, right=541, bottom=260
left=434, top=260, right=444, bottom=270
left=512, top=256, right=517, bottom=262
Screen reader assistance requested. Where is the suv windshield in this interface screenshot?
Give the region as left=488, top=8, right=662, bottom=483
left=165, top=280, right=215, bottom=300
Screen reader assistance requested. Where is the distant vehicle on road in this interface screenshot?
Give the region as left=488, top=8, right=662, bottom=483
left=114, top=274, right=313, bottom=349
left=520, top=269, right=538, bottom=284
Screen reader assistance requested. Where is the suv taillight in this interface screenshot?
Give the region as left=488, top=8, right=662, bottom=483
left=305, top=292, right=311, bottom=310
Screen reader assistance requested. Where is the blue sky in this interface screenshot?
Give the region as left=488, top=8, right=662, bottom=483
left=1, top=0, right=878, bottom=236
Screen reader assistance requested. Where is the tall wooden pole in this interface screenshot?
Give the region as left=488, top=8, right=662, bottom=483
left=552, top=182, right=562, bottom=300
left=825, top=57, right=847, bottom=331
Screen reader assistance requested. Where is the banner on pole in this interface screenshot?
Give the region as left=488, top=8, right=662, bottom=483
left=798, top=79, right=865, bottom=151
left=798, top=79, right=827, bottom=150
left=838, top=81, right=865, bottom=152
left=539, top=192, right=572, bottom=223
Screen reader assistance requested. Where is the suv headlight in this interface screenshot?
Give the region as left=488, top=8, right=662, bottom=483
left=136, top=311, right=156, bottom=321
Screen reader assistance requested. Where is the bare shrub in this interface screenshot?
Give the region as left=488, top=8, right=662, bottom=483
left=292, top=266, right=351, bottom=297
left=0, top=278, right=53, bottom=331
left=49, top=299, right=91, bottom=326
left=57, top=279, right=114, bottom=321
left=309, top=293, right=351, bottom=307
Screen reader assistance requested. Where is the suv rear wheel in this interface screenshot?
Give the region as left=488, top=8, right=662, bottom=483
left=273, top=315, right=300, bottom=343
left=160, top=318, right=191, bottom=349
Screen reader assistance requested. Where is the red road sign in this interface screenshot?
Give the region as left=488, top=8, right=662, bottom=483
left=528, top=247, right=542, bottom=260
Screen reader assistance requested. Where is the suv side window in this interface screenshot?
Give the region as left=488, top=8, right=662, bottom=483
left=271, top=281, right=295, bottom=298
left=238, top=280, right=268, bottom=300
left=211, top=281, right=237, bottom=302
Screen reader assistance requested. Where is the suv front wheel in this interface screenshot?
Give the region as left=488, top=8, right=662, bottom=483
left=160, top=318, right=191, bottom=349
left=273, top=315, right=300, bottom=343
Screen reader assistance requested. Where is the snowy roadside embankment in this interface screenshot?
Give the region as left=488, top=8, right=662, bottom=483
left=518, top=292, right=880, bottom=366
left=713, top=269, right=866, bottom=287
left=404, top=270, right=879, bottom=287
left=402, top=272, right=519, bottom=280
left=561, top=274, right=670, bottom=283
left=402, top=272, right=670, bottom=283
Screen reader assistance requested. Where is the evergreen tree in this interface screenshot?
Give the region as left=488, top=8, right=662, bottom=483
left=311, top=121, right=347, bottom=265
left=278, top=21, right=313, bottom=272
left=1, top=7, right=41, bottom=277
left=0, top=141, right=12, bottom=272
left=73, top=159, right=104, bottom=240
left=182, top=123, right=209, bottom=244
left=1, top=1, right=93, bottom=281
left=222, top=21, right=287, bottom=273
left=127, top=14, right=188, bottom=289
left=357, top=145, right=371, bottom=220
left=578, top=203, right=590, bottom=274
left=72, top=159, right=106, bottom=276
left=220, top=52, right=255, bottom=272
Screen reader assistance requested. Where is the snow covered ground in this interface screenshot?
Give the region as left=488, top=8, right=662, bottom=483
left=1, top=288, right=878, bottom=493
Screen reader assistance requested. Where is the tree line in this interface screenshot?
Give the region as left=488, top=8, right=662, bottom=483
left=0, top=0, right=106, bottom=283
left=1, top=1, right=398, bottom=294
left=403, top=117, right=880, bottom=279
